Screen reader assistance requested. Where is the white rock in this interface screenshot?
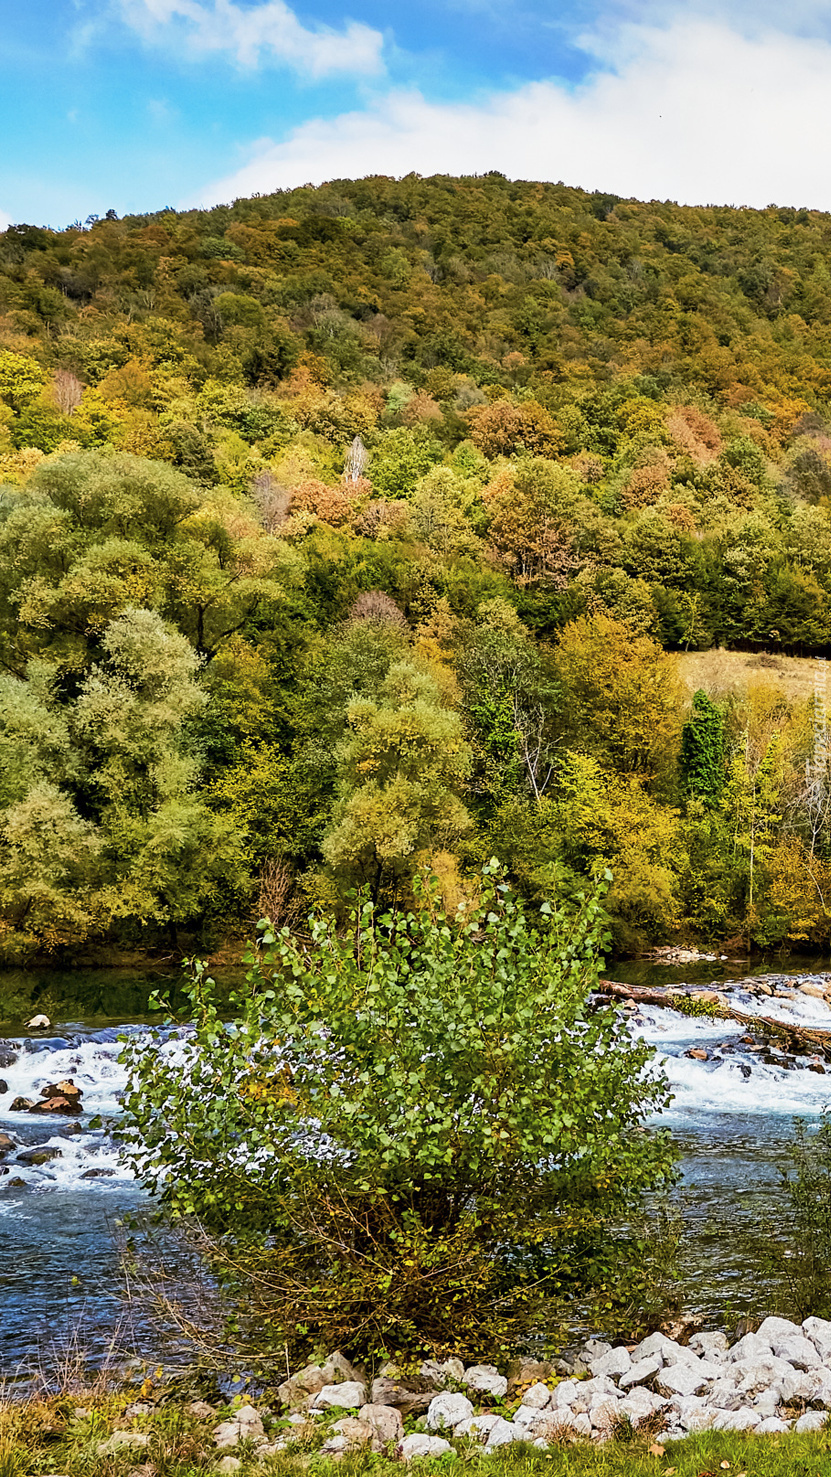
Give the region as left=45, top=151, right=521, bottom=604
left=519, top=1382, right=551, bottom=1410
left=25, top=1015, right=50, bottom=1030
left=811, top=1372, right=831, bottom=1407
left=577, top=1375, right=619, bottom=1402
left=426, top=1392, right=475, bottom=1431
left=97, top=1432, right=151, bottom=1456
left=629, top=1331, right=673, bottom=1364
left=213, top=1408, right=266, bottom=1450
left=401, top=1434, right=452, bottom=1459
left=804, top=1315, right=831, bottom=1361
left=775, top=1370, right=818, bottom=1403
left=689, top=1332, right=729, bottom=1359
left=456, top=1415, right=501, bottom=1441
left=551, top=1380, right=582, bottom=1409
left=772, top=1334, right=823, bottom=1369
left=589, top=1396, right=620, bottom=1435
left=320, top=1435, right=351, bottom=1456
left=757, top=1316, right=803, bottom=1342
left=589, top=1346, right=631, bottom=1380
left=617, top=1388, right=666, bottom=1423
left=463, top=1365, right=508, bottom=1399
left=795, top=1411, right=828, bottom=1432
left=531, top=1409, right=587, bottom=1441
left=420, top=1358, right=464, bottom=1386
left=311, top=1382, right=366, bottom=1411
left=485, top=1418, right=521, bottom=1449
left=729, top=1332, right=773, bottom=1363
left=712, top=1409, right=761, bottom=1431
left=619, top=1357, right=662, bottom=1390
left=671, top=1396, right=714, bottom=1433
left=706, top=1380, right=743, bottom=1411
left=734, top=1356, right=795, bottom=1394
left=513, top=1406, right=543, bottom=1428
left=657, top=1357, right=718, bottom=1397
left=755, top=1417, right=791, bottom=1434
left=216, top=1458, right=242, bottom=1474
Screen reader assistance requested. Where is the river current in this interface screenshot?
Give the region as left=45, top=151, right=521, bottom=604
left=2, top=959, right=831, bottom=1373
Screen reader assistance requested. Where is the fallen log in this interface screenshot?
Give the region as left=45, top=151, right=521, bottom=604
left=597, top=979, right=831, bottom=1060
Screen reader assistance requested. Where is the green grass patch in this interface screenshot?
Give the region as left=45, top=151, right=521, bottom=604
left=3, top=1395, right=831, bottom=1477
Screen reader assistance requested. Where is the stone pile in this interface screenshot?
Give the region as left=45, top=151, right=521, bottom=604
left=9, top=1078, right=83, bottom=1116
left=238, top=1319, right=831, bottom=1460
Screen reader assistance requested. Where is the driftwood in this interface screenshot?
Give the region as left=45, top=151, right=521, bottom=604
left=598, top=979, right=831, bottom=1060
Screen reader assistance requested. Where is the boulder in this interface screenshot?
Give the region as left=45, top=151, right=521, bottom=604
left=213, top=1406, right=265, bottom=1448
left=551, top=1380, right=582, bottom=1409
left=589, top=1396, right=620, bottom=1436
left=518, top=1382, right=551, bottom=1410
left=311, top=1381, right=366, bottom=1411
left=456, top=1414, right=502, bottom=1442
left=508, top=1358, right=555, bottom=1392
left=215, top=1457, right=241, bottom=1473
left=712, top=1409, right=761, bottom=1432
left=534, top=1409, right=591, bottom=1440
left=16, top=1147, right=61, bottom=1166
left=358, top=1404, right=403, bottom=1451
left=401, top=1434, right=452, bottom=1459
left=426, top=1392, right=474, bottom=1431
left=733, top=1356, right=795, bottom=1393
left=617, top=1388, right=666, bottom=1424
left=630, top=1331, right=675, bottom=1364
left=670, top=1395, right=714, bottom=1433
left=369, top=1376, right=433, bottom=1415
left=9, top=1097, right=35, bottom=1112
left=773, top=1334, right=823, bottom=1369
left=795, top=1411, right=827, bottom=1433
left=657, top=1359, right=714, bottom=1398
left=485, top=1418, right=521, bottom=1449
left=729, top=1332, right=773, bottom=1363
left=42, top=1080, right=82, bottom=1101
left=329, top=1416, right=373, bottom=1451
left=420, top=1358, right=464, bottom=1386
left=0, top=1134, right=14, bottom=1154
left=29, top=1096, right=82, bottom=1116
left=756, top=1316, right=801, bottom=1342
left=755, top=1417, right=791, bottom=1434
left=97, top=1432, right=151, bottom=1455
left=689, top=1332, right=729, bottom=1359
left=278, top=1352, right=363, bottom=1407
left=189, top=1401, right=216, bottom=1419
left=25, top=1015, right=50, bottom=1030
left=462, top=1364, right=508, bottom=1399
left=619, top=1357, right=662, bottom=1390
left=804, top=1315, right=831, bottom=1362
left=706, top=1379, right=743, bottom=1411
left=589, top=1346, right=631, bottom=1380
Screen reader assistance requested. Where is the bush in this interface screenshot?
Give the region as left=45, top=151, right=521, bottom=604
left=120, top=865, right=675, bottom=1364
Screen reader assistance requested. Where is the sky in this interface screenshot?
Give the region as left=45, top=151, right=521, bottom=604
left=3, top=0, right=831, bottom=227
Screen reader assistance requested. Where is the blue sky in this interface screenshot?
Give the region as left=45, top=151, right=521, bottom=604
left=3, top=0, right=831, bottom=226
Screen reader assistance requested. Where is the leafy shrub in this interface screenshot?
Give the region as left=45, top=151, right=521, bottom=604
left=121, top=865, right=674, bottom=1364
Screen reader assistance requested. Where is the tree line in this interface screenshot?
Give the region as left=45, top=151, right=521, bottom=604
left=3, top=175, right=831, bottom=956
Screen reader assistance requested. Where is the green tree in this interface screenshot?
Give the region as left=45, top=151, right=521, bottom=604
left=323, top=657, right=472, bottom=898
left=120, top=866, right=674, bottom=1361
left=681, top=689, right=726, bottom=807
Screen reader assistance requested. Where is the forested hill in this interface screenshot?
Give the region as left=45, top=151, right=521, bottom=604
left=3, top=173, right=831, bottom=960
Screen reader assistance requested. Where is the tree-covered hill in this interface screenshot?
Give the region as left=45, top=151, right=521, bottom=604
left=3, top=174, right=831, bottom=959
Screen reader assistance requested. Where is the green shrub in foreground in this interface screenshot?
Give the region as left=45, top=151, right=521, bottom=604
left=120, top=865, right=674, bottom=1364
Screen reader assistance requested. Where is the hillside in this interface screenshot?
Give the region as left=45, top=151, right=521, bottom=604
left=3, top=175, right=831, bottom=958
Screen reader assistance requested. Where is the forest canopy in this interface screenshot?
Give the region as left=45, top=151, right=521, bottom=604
left=3, top=174, right=831, bottom=956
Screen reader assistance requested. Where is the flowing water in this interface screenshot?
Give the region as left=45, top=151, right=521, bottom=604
left=3, top=958, right=831, bottom=1373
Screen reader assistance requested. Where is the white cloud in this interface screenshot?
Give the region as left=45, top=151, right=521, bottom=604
left=0, top=208, right=12, bottom=233
left=119, top=0, right=384, bottom=77
left=184, top=17, right=831, bottom=209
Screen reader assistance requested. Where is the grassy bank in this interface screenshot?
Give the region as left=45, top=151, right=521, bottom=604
left=3, top=1391, right=831, bottom=1477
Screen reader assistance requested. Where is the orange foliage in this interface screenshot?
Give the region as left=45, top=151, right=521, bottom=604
left=291, top=478, right=353, bottom=526
left=622, top=450, right=672, bottom=509
left=667, top=405, right=722, bottom=464
left=467, top=399, right=563, bottom=459
left=401, top=391, right=443, bottom=426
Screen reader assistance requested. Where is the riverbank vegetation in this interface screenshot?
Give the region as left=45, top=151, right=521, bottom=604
left=7, top=177, right=831, bottom=958
left=4, top=1386, right=831, bottom=1477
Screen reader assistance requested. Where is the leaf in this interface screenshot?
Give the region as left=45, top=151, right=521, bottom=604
left=648, top=1443, right=665, bottom=1457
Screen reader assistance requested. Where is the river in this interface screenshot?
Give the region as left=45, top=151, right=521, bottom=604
left=2, top=957, right=831, bottom=1374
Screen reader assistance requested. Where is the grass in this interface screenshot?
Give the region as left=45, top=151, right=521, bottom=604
left=675, top=648, right=819, bottom=704
left=3, top=1391, right=831, bottom=1477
